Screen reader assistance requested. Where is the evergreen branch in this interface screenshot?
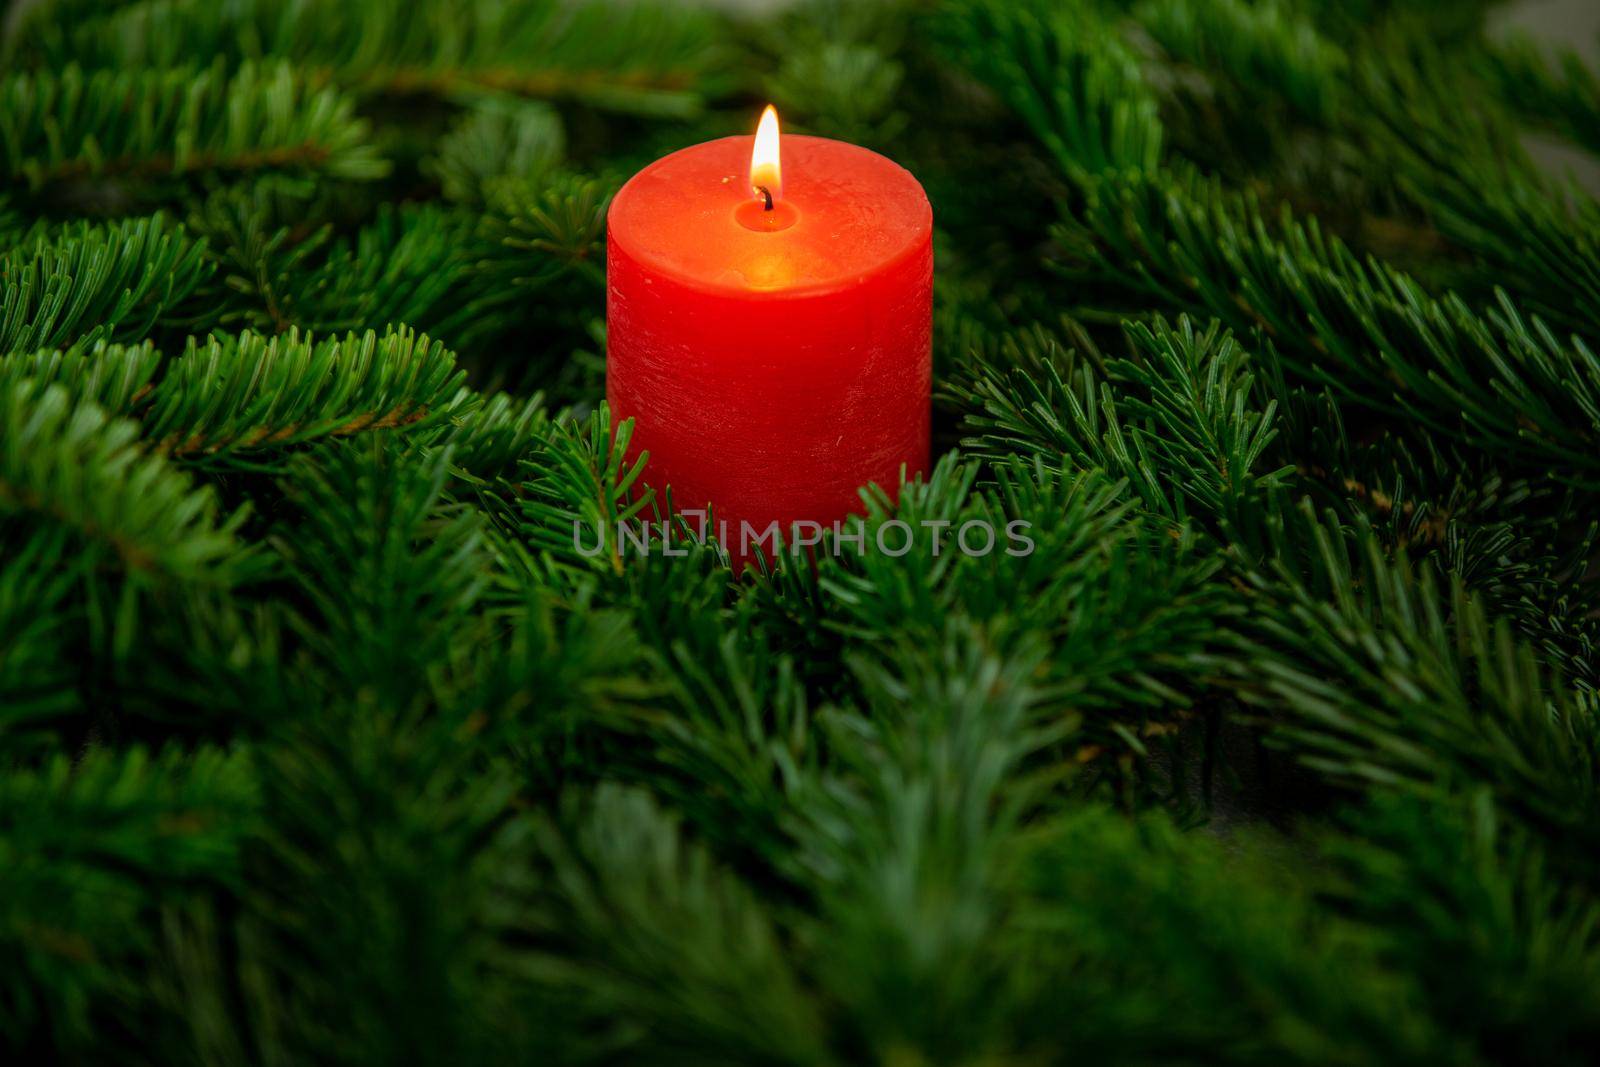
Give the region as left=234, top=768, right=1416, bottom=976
left=28, top=0, right=731, bottom=117
left=0, top=61, right=386, bottom=193
left=187, top=189, right=491, bottom=341
left=0, top=745, right=256, bottom=1047
left=516, top=405, right=653, bottom=577
left=431, top=389, right=552, bottom=485
left=289, top=206, right=491, bottom=340
left=0, top=529, right=83, bottom=749
left=457, top=583, right=657, bottom=780
left=0, top=378, right=248, bottom=580
left=997, top=803, right=1448, bottom=1063
left=236, top=706, right=537, bottom=1064
left=272, top=442, right=493, bottom=707
left=1268, top=380, right=1600, bottom=686
left=479, top=172, right=611, bottom=295
left=1325, top=795, right=1600, bottom=1062
left=935, top=0, right=1163, bottom=181
left=949, top=317, right=1600, bottom=691
left=625, top=609, right=819, bottom=873
left=0, top=214, right=210, bottom=354
left=1410, top=167, right=1600, bottom=340
left=1489, top=34, right=1600, bottom=158
left=783, top=624, right=1063, bottom=1062
left=425, top=98, right=566, bottom=204
left=953, top=318, right=1295, bottom=542
left=1353, top=43, right=1600, bottom=338
left=0, top=337, right=161, bottom=415
left=1137, top=0, right=1348, bottom=125
left=188, top=183, right=596, bottom=352
left=1234, top=503, right=1600, bottom=859
left=1057, top=168, right=1600, bottom=481
left=139, top=327, right=469, bottom=467
left=815, top=455, right=1228, bottom=738
left=1300, top=0, right=1503, bottom=44
left=521, top=785, right=825, bottom=1065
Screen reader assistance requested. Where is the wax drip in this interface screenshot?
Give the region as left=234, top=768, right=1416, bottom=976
left=756, top=185, right=774, bottom=211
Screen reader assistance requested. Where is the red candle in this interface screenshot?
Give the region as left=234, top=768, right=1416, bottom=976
left=606, top=107, right=932, bottom=563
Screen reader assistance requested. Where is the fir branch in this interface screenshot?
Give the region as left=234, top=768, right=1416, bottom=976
left=785, top=623, right=1059, bottom=1063
left=1057, top=168, right=1600, bottom=481
left=0, top=745, right=256, bottom=1048
left=0, top=378, right=248, bottom=581
left=521, top=785, right=825, bottom=1065
left=237, top=706, right=538, bottom=1064
left=29, top=0, right=731, bottom=117
left=480, top=172, right=611, bottom=294
left=815, top=455, right=1228, bottom=740
left=936, top=0, right=1164, bottom=181
left=997, top=804, right=1448, bottom=1063
left=188, top=184, right=589, bottom=352
left=425, top=98, right=566, bottom=204
left=292, top=206, right=492, bottom=340
left=745, top=0, right=913, bottom=147
left=1137, top=0, right=1349, bottom=126
left=1234, top=503, right=1600, bottom=859
left=1326, top=795, right=1600, bottom=1063
left=430, top=389, right=552, bottom=485
left=1489, top=34, right=1600, bottom=158
left=0, top=529, right=83, bottom=750
left=0, top=337, right=161, bottom=415
left=0, top=214, right=210, bottom=355
left=1267, top=380, right=1600, bottom=686
left=516, top=405, right=653, bottom=578
left=1353, top=43, right=1600, bottom=338
left=138, top=327, right=469, bottom=467
left=272, top=441, right=493, bottom=707
left=0, top=60, right=386, bottom=194
left=953, top=318, right=1295, bottom=542
left=457, top=582, right=658, bottom=779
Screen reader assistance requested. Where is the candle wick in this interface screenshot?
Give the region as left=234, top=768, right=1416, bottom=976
left=756, top=185, right=774, bottom=211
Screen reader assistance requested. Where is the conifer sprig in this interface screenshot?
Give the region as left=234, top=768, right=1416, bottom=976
left=0, top=215, right=209, bottom=354
left=0, top=378, right=248, bottom=580
left=0, top=61, right=386, bottom=193
left=1058, top=171, right=1600, bottom=481
left=22, top=0, right=730, bottom=118
left=140, top=327, right=468, bottom=467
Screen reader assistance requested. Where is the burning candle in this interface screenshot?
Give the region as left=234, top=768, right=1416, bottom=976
left=606, top=106, right=933, bottom=563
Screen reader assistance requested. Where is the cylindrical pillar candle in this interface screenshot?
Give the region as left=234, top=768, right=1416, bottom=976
left=606, top=107, right=932, bottom=562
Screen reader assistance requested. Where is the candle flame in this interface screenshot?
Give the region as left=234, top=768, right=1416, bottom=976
left=750, top=105, right=782, bottom=205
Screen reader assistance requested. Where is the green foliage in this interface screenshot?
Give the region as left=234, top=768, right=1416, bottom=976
left=427, top=98, right=567, bottom=203
left=0, top=746, right=256, bottom=1047
left=5, top=0, right=1600, bottom=1061
left=1057, top=168, right=1600, bottom=482
left=139, top=327, right=468, bottom=467
left=1490, top=34, right=1600, bottom=157
left=1327, top=794, right=1600, bottom=1064
left=1139, top=0, right=1348, bottom=125
left=0, top=61, right=385, bottom=194
left=937, top=0, right=1164, bottom=180
left=0, top=215, right=210, bottom=354
left=20, top=0, right=732, bottom=117
left=1237, top=506, right=1600, bottom=860
left=0, top=530, right=83, bottom=746
left=272, top=441, right=494, bottom=706
left=0, top=377, right=248, bottom=582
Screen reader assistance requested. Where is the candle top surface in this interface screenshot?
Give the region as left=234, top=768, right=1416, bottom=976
left=608, top=134, right=932, bottom=298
